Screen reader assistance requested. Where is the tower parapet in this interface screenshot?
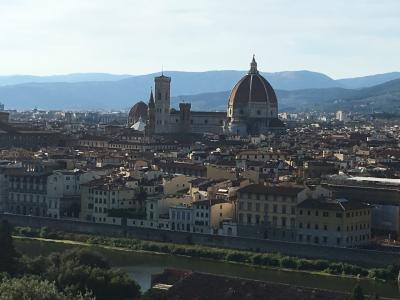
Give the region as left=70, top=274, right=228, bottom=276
left=179, top=103, right=191, bottom=133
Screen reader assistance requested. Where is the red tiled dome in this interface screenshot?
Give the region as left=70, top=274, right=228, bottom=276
left=129, top=101, right=148, bottom=123
left=228, top=57, right=277, bottom=109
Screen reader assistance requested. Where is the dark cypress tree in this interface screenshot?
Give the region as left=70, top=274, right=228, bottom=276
left=0, top=220, right=19, bottom=274
left=351, top=284, right=365, bottom=300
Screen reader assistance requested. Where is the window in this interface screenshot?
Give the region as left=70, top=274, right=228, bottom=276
left=323, top=212, right=329, bottom=217
left=257, top=110, right=261, bottom=115
left=273, top=204, right=277, bottom=213
left=336, top=212, right=343, bottom=218
left=264, top=203, right=268, bottom=212
left=299, top=222, right=303, bottom=228
left=247, top=202, right=252, bottom=211
left=247, top=214, right=252, bottom=224
left=282, top=205, right=286, bottom=214
left=323, top=225, right=328, bottom=231
left=256, top=203, right=260, bottom=212
left=315, top=224, right=319, bottom=230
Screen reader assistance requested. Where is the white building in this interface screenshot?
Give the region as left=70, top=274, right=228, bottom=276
left=46, top=170, right=82, bottom=218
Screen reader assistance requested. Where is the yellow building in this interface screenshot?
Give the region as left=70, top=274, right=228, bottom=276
left=296, top=198, right=371, bottom=247
left=236, top=184, right=308, bottom=240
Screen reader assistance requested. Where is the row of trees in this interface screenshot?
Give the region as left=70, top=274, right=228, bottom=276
left=18, top=226, right=397, bottom=281
left=0, top=220, right=141, bottom=300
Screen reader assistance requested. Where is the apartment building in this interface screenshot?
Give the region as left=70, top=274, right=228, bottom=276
left=296, top=198, right=371, bottom=247
left=80, top=177, right=144, bottom=223
left=236, top=184, right=309, bottom=240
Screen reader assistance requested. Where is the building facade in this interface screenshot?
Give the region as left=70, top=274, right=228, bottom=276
left=127, top=57, right=285, bottom=137
left=296, top=198, right=371, bottom=247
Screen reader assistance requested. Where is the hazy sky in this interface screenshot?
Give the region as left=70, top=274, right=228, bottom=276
left=0, top=0, right=399, bottom=78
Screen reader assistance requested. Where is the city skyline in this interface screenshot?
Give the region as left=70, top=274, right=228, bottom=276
left=0, top=0, right=399, bottom=78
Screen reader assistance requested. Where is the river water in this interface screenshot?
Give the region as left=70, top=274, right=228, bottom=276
left=14, top=239, right=399, bottom=298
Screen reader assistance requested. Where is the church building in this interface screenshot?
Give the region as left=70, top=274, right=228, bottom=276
left=127, top=57, right=284, bottom=136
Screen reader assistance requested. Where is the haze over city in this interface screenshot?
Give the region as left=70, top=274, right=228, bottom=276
left=1, top=0, right=399, bottom=78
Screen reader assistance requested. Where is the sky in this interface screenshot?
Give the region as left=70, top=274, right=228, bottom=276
left=0, top=0, right=399, bottom=78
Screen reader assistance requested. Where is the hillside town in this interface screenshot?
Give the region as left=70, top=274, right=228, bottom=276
left=1, top=61, right=399, bottom=252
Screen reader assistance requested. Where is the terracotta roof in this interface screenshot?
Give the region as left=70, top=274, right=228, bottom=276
left=238, top=183, right=305, bottom=196
left=297, top=198, right=371, bottom=211
left=228, top=73, right=278, bottom=108
left=128, top=101, right=148, bottom=123
left=159, top=270, right=348, bottom=300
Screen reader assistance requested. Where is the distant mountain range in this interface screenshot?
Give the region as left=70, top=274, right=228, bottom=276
left=174, top=79, right=400, bottom=113
left=0, top=70, right=399, bottom=111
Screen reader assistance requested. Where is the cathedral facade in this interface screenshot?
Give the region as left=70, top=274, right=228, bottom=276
left=127, top=57, right=284, bottom=136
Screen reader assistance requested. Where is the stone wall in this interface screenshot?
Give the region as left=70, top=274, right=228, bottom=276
left=2, top=213, right=399, bottom=268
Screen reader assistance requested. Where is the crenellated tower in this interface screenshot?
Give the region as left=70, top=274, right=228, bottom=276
left=179, top=103, right=191, bottom=133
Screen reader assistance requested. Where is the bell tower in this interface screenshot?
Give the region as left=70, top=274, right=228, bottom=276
left=154, top=74, right=171, bottom=134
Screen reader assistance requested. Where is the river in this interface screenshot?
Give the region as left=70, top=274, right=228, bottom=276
left=14, top=239, right=399, bottom=298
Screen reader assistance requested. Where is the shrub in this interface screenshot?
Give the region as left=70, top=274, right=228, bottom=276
left=280, top=257, right=298, bottom=269
left=311, top=259, right=330, bottom=271
left=297, top=259, right=314, bottom=271
left=225, top=251, right=248, bottom=263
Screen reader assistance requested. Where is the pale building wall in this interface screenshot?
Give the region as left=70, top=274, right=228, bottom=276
left=206, top=165, right=237, bottom=181
left=163, top=175, right=194, bottom=195
left=210, top=202, right=235, bottom=230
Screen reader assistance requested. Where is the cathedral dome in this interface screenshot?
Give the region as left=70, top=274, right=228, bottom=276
left=228, top=56, right=277, bottom=109
left=128, top=101, right=148, bottom=124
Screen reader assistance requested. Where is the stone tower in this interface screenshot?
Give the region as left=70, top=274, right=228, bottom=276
left=179, top=103, right=191, bottom=133
left=154, top=74, right=171, bottom=134
left=146, top=89, right=155, bottom=136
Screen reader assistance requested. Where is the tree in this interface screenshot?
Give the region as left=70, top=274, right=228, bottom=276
left=34, top=248, right=141, bottom=300
left=0, top=220, right=19, bottom=274
left=351, top=284, right=365, bottom=300
left=0, top=276, right=94, bottom=300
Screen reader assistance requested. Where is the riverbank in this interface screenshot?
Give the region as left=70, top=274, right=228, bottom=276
left=11, top=235, right=353, bottom=280
left=12, top=226, right=399, bottom=283
left=14, top=235, right=400, bottom=298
